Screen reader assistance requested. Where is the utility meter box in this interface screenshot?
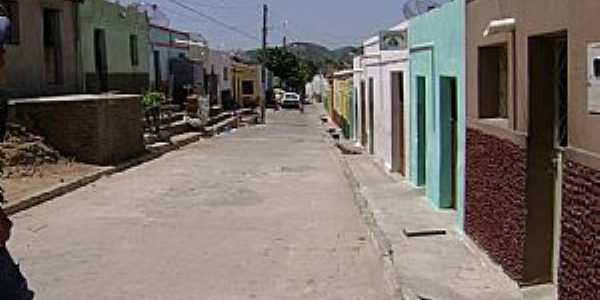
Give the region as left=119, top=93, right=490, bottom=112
left=587, top=43, right=600, bottom=113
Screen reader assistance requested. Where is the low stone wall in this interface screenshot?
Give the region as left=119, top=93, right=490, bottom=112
left=11, top=95, right=145, bottom=165
left=465, top=128, right=528, bottom=281
left=559, top=160, right=600, bottom=300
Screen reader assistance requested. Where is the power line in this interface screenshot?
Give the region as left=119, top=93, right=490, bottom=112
left=165, top=0, right=261, bottom=42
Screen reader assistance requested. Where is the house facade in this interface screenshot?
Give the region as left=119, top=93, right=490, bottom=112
left=356, top=22, right=410, bottom=175
left=408, top=0, right=466, bottom=222
left=232, top=61, right=262, bottom=108
left=466, top=0, right=600, bottom=297
left=78, top=0, right=151, bottom=93
left=331, top=70, right=353, bottom=139
left=147, top=24, right=190, bottom=91
left=2, top=0, right=80, bottom=97
left=205, top=49, right=233, bottom=107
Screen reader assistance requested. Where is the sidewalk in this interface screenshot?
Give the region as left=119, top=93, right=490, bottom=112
left=339, top=153, right=524, bottom=300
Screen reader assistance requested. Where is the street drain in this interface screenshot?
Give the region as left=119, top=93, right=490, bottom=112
left=403, top=228, right=447, bottom=238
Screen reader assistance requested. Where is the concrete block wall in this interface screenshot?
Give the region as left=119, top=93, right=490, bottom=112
left=12, top=95, right=145, bottom=165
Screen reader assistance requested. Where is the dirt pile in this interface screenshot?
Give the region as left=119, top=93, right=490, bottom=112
left=0, top=125, right=64, bottom=178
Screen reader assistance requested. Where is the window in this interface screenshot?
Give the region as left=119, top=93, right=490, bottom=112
left=223, top=67, right=229, bottom=81
left=1, top=0, right=19, bottom=44
left=129, top=35, right=139, bottom=66
left=242, top=80, right=254, bottom=95
left=478, top=44, right=508, bottom=119
left=594, top=57, right=600, bottom=78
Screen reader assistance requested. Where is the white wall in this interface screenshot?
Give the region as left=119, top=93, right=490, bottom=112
left=358, top=21, right=411, bottom=175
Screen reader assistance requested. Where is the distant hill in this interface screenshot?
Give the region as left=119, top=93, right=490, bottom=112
left=245, top=42, right=359, bottom=73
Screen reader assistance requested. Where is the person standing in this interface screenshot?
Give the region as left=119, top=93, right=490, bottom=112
left=0, top=5, right=34, bottom=300
left=0, top=4, right=9, bottom=141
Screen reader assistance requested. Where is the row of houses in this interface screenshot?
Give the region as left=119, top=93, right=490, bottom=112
left=318, top=0, right=599, bottom=299
left=3, top=0, right=265, bottom=108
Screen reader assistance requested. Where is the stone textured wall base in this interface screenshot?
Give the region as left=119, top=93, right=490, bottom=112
left=559, top=160, right=600, bottom=300
left=465, top=128, right=527, bottom=281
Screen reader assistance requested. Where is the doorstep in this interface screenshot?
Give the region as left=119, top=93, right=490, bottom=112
left=340, top=153, right=524, bottom=300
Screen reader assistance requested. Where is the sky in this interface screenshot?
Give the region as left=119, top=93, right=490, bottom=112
left=118, top=0, right=414, bottom=51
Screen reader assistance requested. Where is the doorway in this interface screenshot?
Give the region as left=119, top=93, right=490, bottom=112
left=94, top=29, right=108, bottom=92
left=391, top=71, right=405, bottom=175
left=354, top=87, right=359, bottom=140
left=440, top=76, right=458, bottom=208
left=416, top=76, right=427, bottom=186
left=43, top=9, right=63, bottom=85
left=524, top=32, right=567, bottom=285
left=368, top=77, right=375, bottom=155
left=153, top=50, right=162, bottom=90
left=360, top=81, right=367, bottom=147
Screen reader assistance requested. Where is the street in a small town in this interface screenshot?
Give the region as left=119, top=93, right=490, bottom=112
left=9, top=106, right=390, bottom=299
left=1, top=0, right=600, bottom=299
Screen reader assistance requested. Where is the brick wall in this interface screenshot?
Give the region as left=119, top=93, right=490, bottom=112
left=559, top=160, right=600, bottom=300
left=12, top=95, right=145, bottom=165
left=465, top=128, right=527, bottom=281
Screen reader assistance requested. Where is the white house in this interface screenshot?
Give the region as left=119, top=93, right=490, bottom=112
left=204, top=49, right=234, bottom=106
left=355, top=21, right=410, bottom=176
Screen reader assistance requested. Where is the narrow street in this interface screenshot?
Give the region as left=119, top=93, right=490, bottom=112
left=8, top=105, right=389, bottom=300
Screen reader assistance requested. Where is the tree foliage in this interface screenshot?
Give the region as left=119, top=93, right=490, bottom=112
left=259, top=47, right=319, bottom=92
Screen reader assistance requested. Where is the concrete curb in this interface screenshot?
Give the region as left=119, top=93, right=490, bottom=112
left=317, top=118, right=407, bottom=300
left=4, top=132, right=203, bottom=216
left=336, top=153, right=409, bottom=300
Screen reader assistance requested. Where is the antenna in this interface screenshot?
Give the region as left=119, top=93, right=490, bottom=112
left=402, top=0, right=443, bottom=20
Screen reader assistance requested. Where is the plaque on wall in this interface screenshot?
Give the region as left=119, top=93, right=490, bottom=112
left=380, top=30, right=408, bottom=51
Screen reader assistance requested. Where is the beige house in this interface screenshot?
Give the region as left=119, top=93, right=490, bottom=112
left=466, top=1, right=600, bottom=298
left=2, top=0, right=81, bottom=97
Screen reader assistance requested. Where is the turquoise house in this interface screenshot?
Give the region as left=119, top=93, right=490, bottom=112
left=408, top=0, right=466, bottom=227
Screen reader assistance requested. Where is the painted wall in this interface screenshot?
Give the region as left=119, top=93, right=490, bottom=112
left=3, top=0, right=79, bottom=97
left=408, top=0, right=466, bottom=226
left=148, top=25, right=189, bottom=89
left=561, top=1, right=600, bottom=298
left=359, top=22, right=410, bottom=174
left=205, top=49, right=233, bottom=105
left=332, top=73, right=353, bottom=138
left=232, top=63, right=262, bottom=107
left=466, top=0, right=600, bottom=293
left=79, top=0, right=151, bottom=93
left=352, top=57, right=363, bottom=142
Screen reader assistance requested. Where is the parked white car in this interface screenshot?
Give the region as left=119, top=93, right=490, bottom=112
left=282, top=92, right=301, bottom=108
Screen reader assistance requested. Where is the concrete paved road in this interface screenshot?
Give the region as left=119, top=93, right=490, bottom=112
left=8, top=105, right=390, bottom=300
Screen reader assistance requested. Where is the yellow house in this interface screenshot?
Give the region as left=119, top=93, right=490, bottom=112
left=332, top=70, right=354, bottom=138
left=232, top=62, right=263, bottom=108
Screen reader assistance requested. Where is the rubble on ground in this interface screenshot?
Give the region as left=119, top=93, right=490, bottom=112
left=0, top=124, right=65, bottom=178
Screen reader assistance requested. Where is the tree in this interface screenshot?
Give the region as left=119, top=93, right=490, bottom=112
left=259, top=47, right=319, bottom=92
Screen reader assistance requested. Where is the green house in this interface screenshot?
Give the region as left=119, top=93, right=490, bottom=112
left=79, top=0, right=151, bottom=93
left=408, top=0, right=466, bottom=228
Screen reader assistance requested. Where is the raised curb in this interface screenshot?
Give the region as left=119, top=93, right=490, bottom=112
left=317, top=118, right=406, bottom=300
left=4, top=131, right=203, bottom=216
left=336, top=152, right=409, bottom=300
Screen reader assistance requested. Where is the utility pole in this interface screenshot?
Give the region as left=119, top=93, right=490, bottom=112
left=283, top=20, right=288, bottom=48
left=260, top=4, right=268, bottom=124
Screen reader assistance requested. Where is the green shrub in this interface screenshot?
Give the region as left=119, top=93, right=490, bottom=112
left=142, top=92, right=163, bottom=110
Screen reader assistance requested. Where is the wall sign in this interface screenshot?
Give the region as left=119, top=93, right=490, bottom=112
left=380, top=30, right=407, bottom=51
left=587, top=43, right=600, bottom=114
